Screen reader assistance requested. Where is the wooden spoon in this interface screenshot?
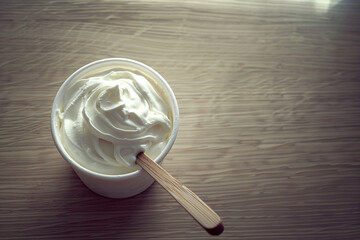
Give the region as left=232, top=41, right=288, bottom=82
left=136, top=152, right=224, bottom=235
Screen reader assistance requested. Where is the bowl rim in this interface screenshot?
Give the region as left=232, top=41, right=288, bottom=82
left=50, top=58, right=179, bottom=180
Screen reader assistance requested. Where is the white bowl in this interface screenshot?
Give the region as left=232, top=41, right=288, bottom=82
left=51, top=58, right=179, bottom=198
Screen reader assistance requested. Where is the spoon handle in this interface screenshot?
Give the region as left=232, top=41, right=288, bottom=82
left=136, top=153, right=224, bottom=235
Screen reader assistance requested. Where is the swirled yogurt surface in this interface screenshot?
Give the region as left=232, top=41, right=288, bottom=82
left=56, top=71, right=172, bottom=174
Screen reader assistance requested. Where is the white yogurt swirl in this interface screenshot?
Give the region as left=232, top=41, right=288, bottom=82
left=56, top=71, right=172, bottom=174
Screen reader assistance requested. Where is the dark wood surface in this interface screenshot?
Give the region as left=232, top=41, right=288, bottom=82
left=1, top=1, right=360, bottom=239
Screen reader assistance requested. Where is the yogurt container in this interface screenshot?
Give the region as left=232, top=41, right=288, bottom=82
left=51, top=58, right=179, bottom=198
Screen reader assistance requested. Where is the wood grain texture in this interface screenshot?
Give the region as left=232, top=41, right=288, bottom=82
left=136, top=153, right=223, bottom=235
left=0, top=0, right=360, bottom=239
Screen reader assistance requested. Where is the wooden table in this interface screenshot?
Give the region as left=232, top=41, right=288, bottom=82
left=1, top=1, right=360, bottom=239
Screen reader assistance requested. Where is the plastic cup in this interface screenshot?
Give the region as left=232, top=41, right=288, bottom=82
left=50, top=58, right=179, bottom=198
